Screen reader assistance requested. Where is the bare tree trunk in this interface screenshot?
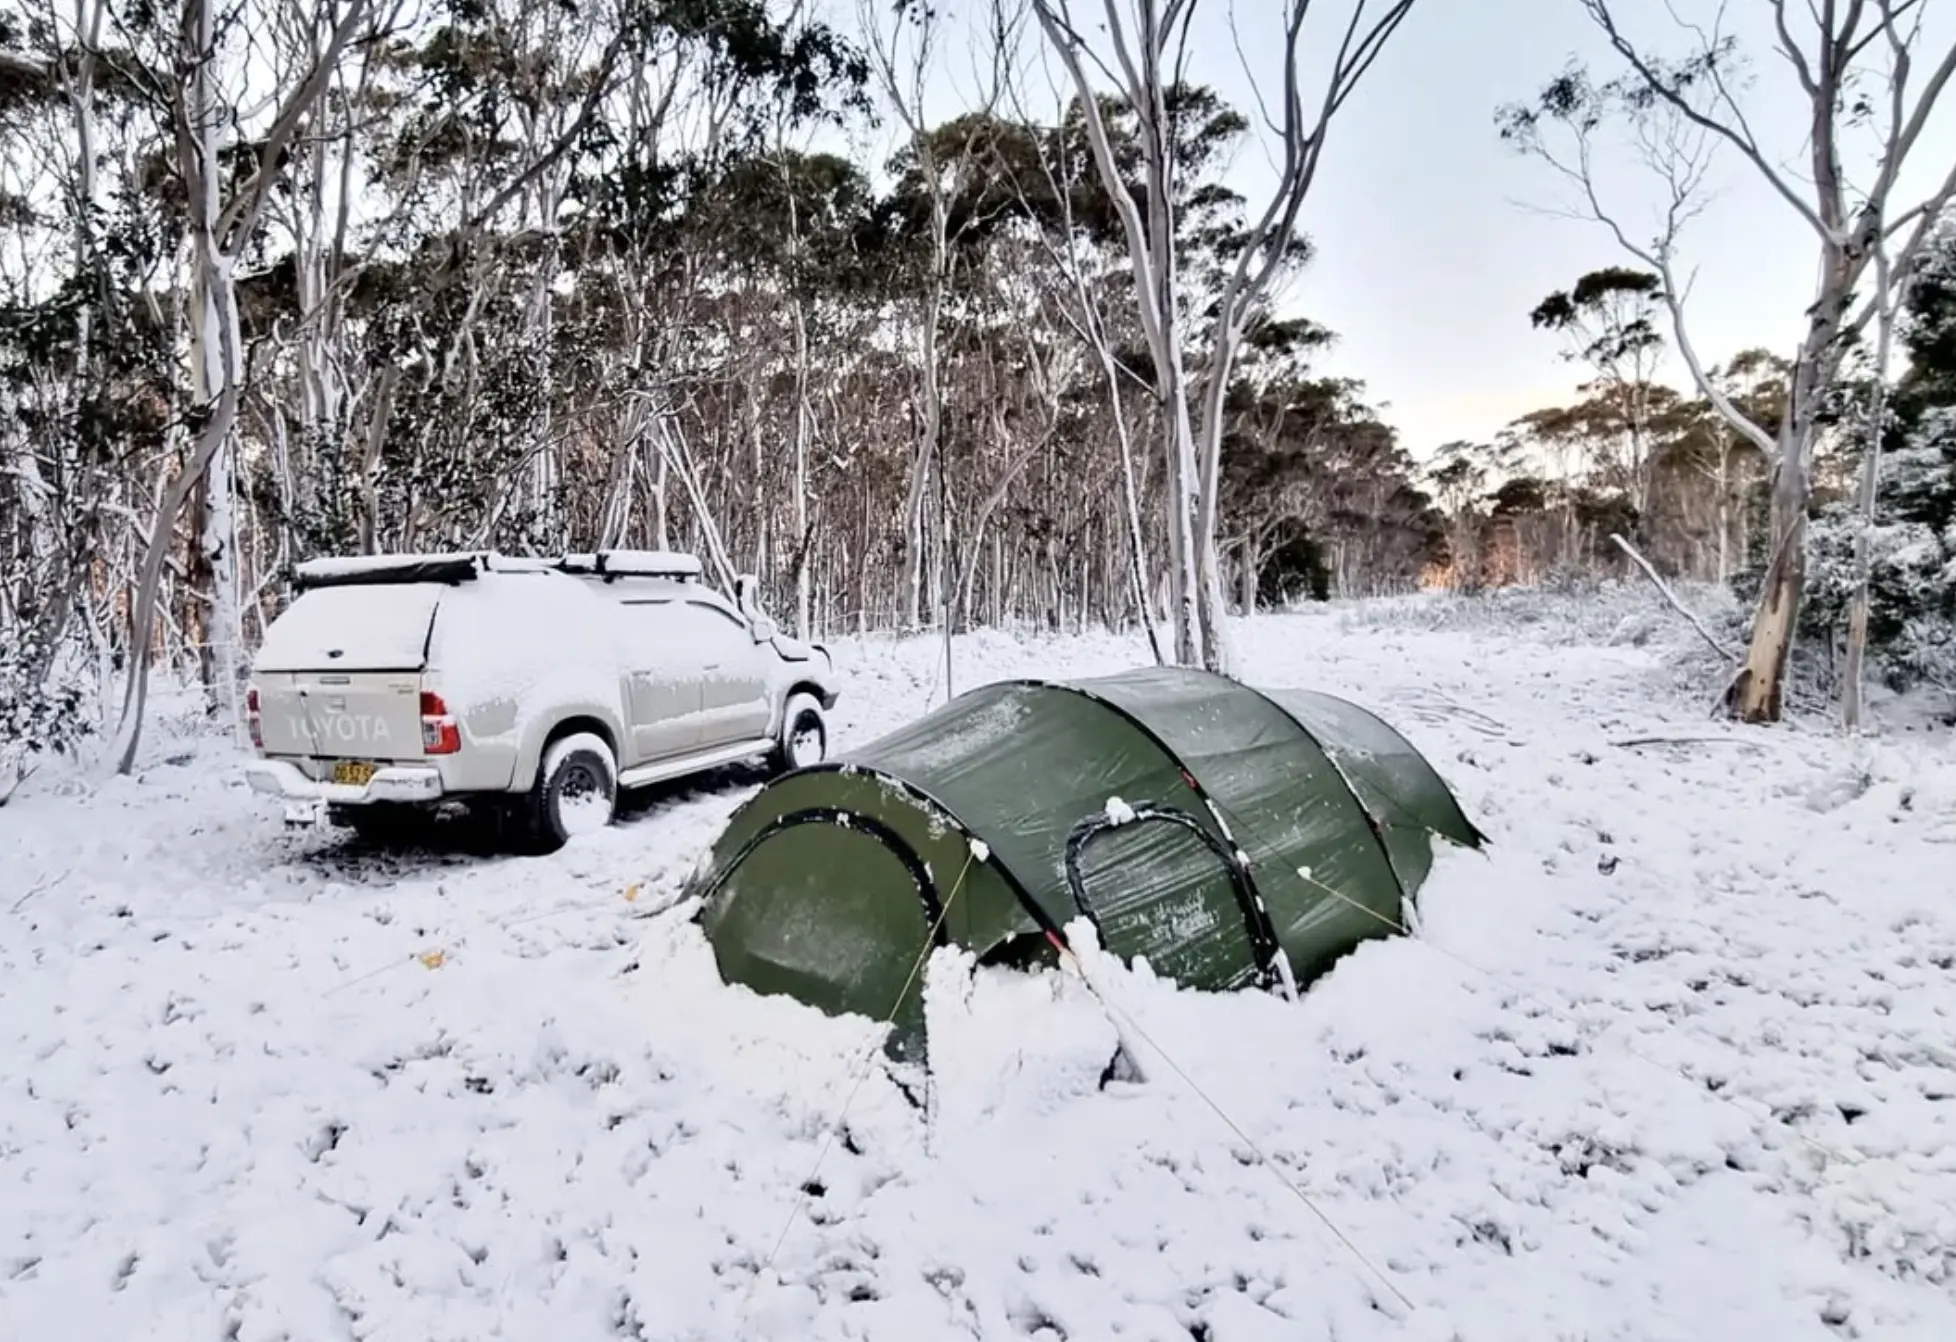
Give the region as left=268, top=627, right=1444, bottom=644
left=780, top=151, right=816, bottom=639
left=1842, top=241, right=1897, bottom=733
left=355, top=366, right=397, bottom=553
left=529, top=168, right=564, bottom=548
left=184, top=0, right=246, bottom=744
left=652, top=446, right=671, bottom=551
left=790, top=314, right=814, bottom=639
left=1141, top=36, right=1204, bottom=668
left=1732, top=250, right=1856, bottom=721
left=1736, top=464, right=1809, bottom=720
left=904, top=251, right=946, bottom=629
left=112, top=366, right=243, bottom=773
left=748, top=391, right=769, bottom=580
left=1714, top=445, right=1732, bottom=585
left=598, top=397, right=645, bottom=547
left=1029, top=1, right=1203, bottom=665
left=287, top=13, right=357, bottom=562
left=1114, top=396, right=1165, bottom=664
left=1238, top=536, right=1259, bottom=613
left=4, top=385, right=54, bottom=604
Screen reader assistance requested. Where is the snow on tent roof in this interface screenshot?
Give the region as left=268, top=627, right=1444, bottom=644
left=690, top=665, right=1485, bottom=1061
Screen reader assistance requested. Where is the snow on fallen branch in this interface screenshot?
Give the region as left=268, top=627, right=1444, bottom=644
left=1609, top=532, right=1738, bottom=662
left=1608, top=735, right=1765, bottom=750
left=9, top=866, right=71, bottom=913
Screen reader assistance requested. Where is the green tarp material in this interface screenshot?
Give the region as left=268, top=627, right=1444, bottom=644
left=691, top=666, right=1485, bottom=1058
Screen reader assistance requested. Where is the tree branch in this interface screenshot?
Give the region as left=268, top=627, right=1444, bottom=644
left=216, top=0, right=374, bottom=250
left=1579, top=0, right=1843, bottom=243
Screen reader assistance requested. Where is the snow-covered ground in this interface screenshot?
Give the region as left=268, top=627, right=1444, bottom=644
left=3, top=590, right=1954, bottom=1342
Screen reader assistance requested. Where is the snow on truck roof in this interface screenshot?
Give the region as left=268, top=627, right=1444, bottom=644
left=291, top=550, right=704, bottom=590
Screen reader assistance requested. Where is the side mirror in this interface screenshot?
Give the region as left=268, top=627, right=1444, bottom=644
left=751, top=615, right=778, bottom=641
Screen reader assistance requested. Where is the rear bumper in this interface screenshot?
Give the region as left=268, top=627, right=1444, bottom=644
left=245, top=757, right=445, bottom=805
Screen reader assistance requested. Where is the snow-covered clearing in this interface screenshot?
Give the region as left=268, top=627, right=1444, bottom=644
left=3, top=590, right=1954, bottom=1342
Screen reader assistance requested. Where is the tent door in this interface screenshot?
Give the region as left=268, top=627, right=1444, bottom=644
left=698, top=806, right=945, bottom=1062
left=1063, top=804, right=1271, bottom=991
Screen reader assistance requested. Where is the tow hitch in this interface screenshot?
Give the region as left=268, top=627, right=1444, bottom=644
left=283, top=799, right=327, bottom=829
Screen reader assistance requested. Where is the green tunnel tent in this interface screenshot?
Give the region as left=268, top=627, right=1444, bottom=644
left=690, top=665, right=1486, bottom=1059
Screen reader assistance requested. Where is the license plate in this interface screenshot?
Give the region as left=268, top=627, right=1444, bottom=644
left=332, top=760, right=379, bottom=787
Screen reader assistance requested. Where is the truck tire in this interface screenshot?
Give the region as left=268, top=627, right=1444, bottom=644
left=771, top=693, right=828, bottom=775
left=523, top=732, right=618, bottom=852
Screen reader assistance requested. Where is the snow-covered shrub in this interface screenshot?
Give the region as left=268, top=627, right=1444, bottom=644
left=0, top=633, right=92, bottom=800
left=1802, top=414, right=1956, bottom=696
left=1606, top=607, right=1665, bottom=647
left=1786, top=200, right=1956, bottom=701
left=1339, top=580, right=1733, bottom=652
left=1541, top=560, right=1604, bottom=597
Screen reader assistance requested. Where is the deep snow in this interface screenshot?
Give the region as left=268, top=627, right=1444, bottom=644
left=2, top=590, right=1953, bottom=1342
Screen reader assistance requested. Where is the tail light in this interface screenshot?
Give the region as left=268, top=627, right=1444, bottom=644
left=245, top=686, right=263, bottom=749
left=419, top=690, right=461, bottom=755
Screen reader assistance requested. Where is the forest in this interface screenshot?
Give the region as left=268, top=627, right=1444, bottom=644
left=2, top=0, right=1954, bottom=785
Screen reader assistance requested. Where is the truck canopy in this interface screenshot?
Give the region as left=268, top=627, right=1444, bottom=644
left=254, top=584, right=443, bottom=673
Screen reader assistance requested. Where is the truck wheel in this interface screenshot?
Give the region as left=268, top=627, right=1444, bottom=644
left=772, top=694, right=828, bottom=774
left=524, top=732, right=618, bottom=852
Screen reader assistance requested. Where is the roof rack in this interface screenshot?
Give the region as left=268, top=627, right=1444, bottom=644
left=292, top=548, right=706, bottom=591
left=556, top=550, right=704, bottom=581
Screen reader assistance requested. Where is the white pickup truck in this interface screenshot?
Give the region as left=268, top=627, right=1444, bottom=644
left=243, top=550, right=839, bottom=850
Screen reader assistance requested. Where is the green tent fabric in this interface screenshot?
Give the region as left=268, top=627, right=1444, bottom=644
left=691, top=666, right=1485, bottom=1059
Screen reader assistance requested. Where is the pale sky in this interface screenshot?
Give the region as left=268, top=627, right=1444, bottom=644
left=834, top=0, right=1956, bottom=464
